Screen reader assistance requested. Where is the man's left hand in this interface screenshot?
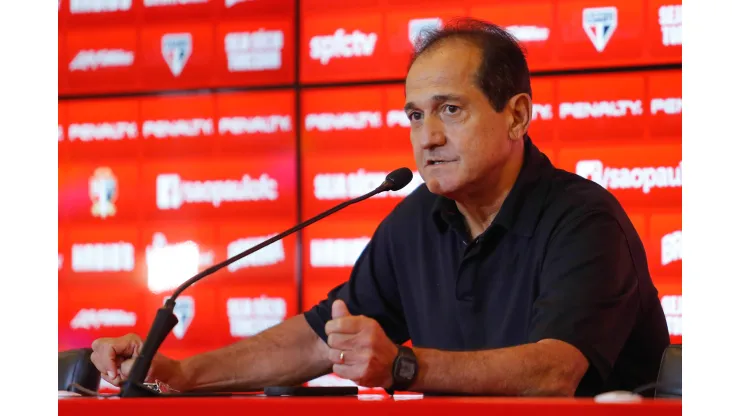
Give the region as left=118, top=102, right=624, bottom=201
left=324, top=300, right=398, bottom=388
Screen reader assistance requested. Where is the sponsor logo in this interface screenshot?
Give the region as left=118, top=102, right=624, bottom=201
left=225, top=0, right=249, bottom=7
left=226, top=296, right=286, bottom=337
left=575, top=160, right=682, bottom=194
left=156, top=173, right=279, bottom=210
left=70, top=309, right=137, bottom=330
left=68, top=122, right=138, bottom=141
left=506, top=25, right=550, bottom=42
left=305, top=111, right=383, bottom=131
left=144, top=0, right=208, bottom=6
left=650, top=98, right=682, bottom=115
left=166, top=295, right=195, bottom=339
left=661, top=294, right=682, bottom=337
left=310, top=237, right=370, bottom=268
left=559, top=100, right=642, bottom=119
left=309, top=29, right=378, bottom=65
left=386, top=110, right=410, bottom=128
left=161, top=33, right=193, bottom=77
left=532, top=103, right=554, bottom=121
left=408, top=18, right=443, bottom=46
left=659, top=5, right=682, bottom=46
left=582, top=7, right=618, bottom=52
left=146, top=232, right=212, bottom=293
left=661, top=230, right=682, bottom=266
left=218, top=115, right=292, bottom=135
left=70, top=0, right=132, bottom=14
left=227, top=235, right=285, bottom=272
left=89, top=167, right=118, bottom=219
left=71, top=242, right=135, bottom=272
left=314, top=169, right=424, bottom=200
left=225, top=30, right=284, bottom=72
left=69, top=49, right=134, bottom=71
left=142, top=118, right=214, bottom=138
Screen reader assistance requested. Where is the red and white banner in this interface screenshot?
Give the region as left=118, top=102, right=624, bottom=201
left=65, top=27, right=138, bottom=94
left=529, top=77, right=557, bottom=143
left=139, top=156, right=297, bottom=220
left=139, top=23, right=215, bottom=91
left=648, top=213, right=682, bottom=279
left=215, top=90, right=296, bottom=153
left=215, top=283, right=297, bottom=344
left=146, top=286, right=220, bottom=351
left=139, top=94, right=216, bottom=156
left=655, top=282, right=682, bottom=345
left=647, top=70, right=682, bottom=139
left=557, top=145, right=682, bottom=209
left=59, top=162, right=141, bottom=222
left=64, top=97, right=140, bottom=159
left=214, top=19, right=295, bottom=88
left=301, top=13, right=387, bottom=83
left=139, top=0, right=216, bottom=22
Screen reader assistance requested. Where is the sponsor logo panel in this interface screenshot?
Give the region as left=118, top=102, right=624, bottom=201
left=146, top=286, right=219, bottom=350
left=556, top=72, right=646, bottom=141
left=301, top=14, right=386, bottom=83
left=65, top=27, right=138, bottom=94
left=140, top=156, right=297, bottom=220
left=139, top=23, right=214, bottom=90
left=215, top=283, right=297, bottom=344
left=215, top=19, right=295, bottom=87
left=65, top=97, right=140, bottom=158
left=528, top=77, right=556, bottom=142
left=64, top=224, right=145, bottom=286
left=140, top=0, right=216, bottom=21
left=656, top=282, right=682, bottom=344
left=647, top=70, right=682, bottom=138
left=59, top=162, right=140, bottom=222
left=470, top=2, right=554, bottom=70
left=558, top=145, right=682, bottom=208
left=648, top=213, right=682, bottom=278
left=302, top=153, right=422, bottom=219
left=648, top=0, right=682, bottom=60
left=557, top=0, right=644, bottom=68
left=139, top=94, right=216, bottom=156
left=215, top=90, right=296, bottom=153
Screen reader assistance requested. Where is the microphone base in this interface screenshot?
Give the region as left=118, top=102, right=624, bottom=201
left=120, top=381, right=163, bottom=398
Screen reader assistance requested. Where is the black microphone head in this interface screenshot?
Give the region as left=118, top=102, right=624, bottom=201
left=384, top=167, right=414, bottom=191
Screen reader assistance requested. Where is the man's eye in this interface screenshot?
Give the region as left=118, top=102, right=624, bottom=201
left=443, top=105, right=460, bottom=114
left=408, top=112, right=422, bottom=121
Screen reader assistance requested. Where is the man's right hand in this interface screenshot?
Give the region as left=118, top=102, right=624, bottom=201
left=90, top=333, right=182, bottom=388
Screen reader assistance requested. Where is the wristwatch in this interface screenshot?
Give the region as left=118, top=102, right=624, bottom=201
left=387, top=345, right=418, bottom=394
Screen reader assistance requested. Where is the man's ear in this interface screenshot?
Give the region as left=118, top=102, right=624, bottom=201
left=507, top=93, right=532, bottom=141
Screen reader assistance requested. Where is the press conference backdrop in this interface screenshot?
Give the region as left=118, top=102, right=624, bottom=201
left=58, top=0, right=683, bottom=364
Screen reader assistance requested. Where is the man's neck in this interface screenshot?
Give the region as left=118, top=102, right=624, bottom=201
left=454, top=145, right=525, bottom=240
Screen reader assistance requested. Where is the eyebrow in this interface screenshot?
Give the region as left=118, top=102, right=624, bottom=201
left=403, top=94, right=465, bottom=112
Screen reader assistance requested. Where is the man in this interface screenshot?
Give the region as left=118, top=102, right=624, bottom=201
left=89, top=18, right=670, bottom=397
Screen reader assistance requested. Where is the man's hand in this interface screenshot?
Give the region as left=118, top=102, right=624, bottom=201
left=90, top=333, right=184, bottom=389
left=324, top=300, right=398, bottom=388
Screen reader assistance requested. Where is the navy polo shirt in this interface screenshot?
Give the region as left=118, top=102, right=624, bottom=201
left=303, top=136, right=670, bottom=396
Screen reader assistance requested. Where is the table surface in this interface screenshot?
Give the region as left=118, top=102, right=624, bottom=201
left=59, top=393, right=682, bottom=416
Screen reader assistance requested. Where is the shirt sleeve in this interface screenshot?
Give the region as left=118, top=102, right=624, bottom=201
left=302, top=218, right=410, bottom=345
left=528, top=209, right=641, bottom=385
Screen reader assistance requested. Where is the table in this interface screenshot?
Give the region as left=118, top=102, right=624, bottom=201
left=59, top=394, right=682, bottom=416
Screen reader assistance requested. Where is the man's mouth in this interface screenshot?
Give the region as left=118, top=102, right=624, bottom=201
left=427, top=159, right=456, bottom=166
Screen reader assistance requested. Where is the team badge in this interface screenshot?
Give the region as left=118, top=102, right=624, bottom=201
left=89, top=167, right=117, bottom=219
left=161, top=33, right=193, bottom=77
left=582, top=7, right=618, bottom=52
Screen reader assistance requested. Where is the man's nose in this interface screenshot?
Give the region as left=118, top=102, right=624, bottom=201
left=418, top=117, right=445, bottom=149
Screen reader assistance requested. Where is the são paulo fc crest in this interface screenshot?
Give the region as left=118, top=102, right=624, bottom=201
left=89, top=167, right=117, bottom=219
left=167, top=295, right=195, bottom=340
left=161, top=33, right=192, bottom=77
left=582, top=7, right=618, bottom=52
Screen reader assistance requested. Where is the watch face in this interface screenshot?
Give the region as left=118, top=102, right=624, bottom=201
left=397, top=357, right=416, bottom=379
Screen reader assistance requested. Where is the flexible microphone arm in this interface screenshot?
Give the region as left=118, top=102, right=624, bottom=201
left=120, top=167, right=414, bottom=397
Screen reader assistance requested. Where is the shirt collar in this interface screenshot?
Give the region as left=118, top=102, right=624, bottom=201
left=431, top=135, right=554, bottom=238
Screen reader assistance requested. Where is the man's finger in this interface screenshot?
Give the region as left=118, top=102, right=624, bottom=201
left=328, top=348, right=357, bottom=365
left=327, top=333, right=356, bottom=350
left=332, top=363, right=357, bottom=381
left=332, top=300, right=351, bottom=319
left=325, top=316, right=367, bottom=335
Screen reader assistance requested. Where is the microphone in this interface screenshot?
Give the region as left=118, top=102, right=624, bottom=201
left=120, top=167, right=414, bottom=397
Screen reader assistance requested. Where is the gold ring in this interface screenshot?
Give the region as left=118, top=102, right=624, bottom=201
left=339, top=351, right=345, bottom=363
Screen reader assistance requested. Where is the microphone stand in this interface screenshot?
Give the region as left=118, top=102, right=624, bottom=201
left=120, top=170, right=411, bottom=397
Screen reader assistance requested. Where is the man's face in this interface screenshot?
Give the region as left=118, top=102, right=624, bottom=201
left=404, top=38, right=516, bottom=197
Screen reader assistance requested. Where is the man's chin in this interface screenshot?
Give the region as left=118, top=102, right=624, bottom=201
left=424, top=178, right=459, bottom=197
